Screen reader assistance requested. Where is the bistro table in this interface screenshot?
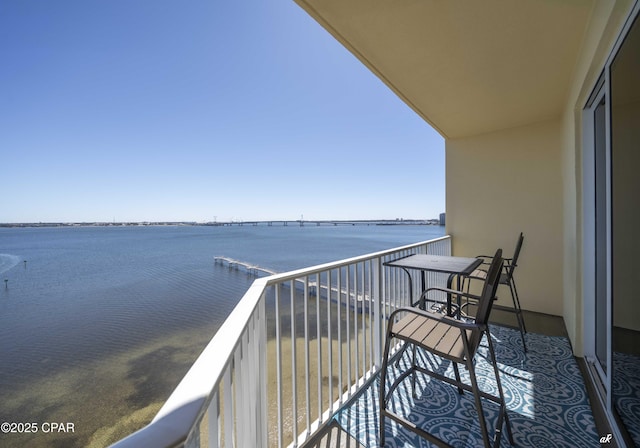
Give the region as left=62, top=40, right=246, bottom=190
left=384, top=253, right=483, bottom=316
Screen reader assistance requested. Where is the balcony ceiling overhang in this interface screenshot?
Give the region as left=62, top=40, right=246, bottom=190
left=295, top=0, right=595, bottom=139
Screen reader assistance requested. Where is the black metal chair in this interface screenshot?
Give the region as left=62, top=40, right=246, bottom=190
left=379, top=249, right=513, bottom=448
left=467, top=232, right=527, bottom=351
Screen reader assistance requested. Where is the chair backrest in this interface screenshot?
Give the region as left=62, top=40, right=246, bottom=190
left=469, top=248, right=503, bottom=350
left=504, top=232, right=524, bottom=279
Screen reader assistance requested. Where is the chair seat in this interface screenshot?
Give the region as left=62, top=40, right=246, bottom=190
left=470, top=269, right=510, bottom=285
left=391, top=312, right=471, bottom=362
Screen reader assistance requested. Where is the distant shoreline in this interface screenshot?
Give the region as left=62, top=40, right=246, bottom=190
left=0, top=219, right=445, bottom=228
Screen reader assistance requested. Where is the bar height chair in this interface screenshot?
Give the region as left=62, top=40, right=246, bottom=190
left=467, top=232, right=527, bottom=351
left=379, top=249, right=514, bottom=448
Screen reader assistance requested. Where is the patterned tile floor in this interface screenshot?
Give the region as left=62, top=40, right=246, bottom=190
left=614, top=352, right=640, bottom=446
left=336, top=325, right=600, bottom=447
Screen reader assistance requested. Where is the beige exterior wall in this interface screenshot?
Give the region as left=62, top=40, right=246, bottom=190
left=558, top=0, right=634, bottom=355
left=444, top=0, right=635, bottom=354
left=445, top=119, right=564, bottom=315
left=558, top=0, right=617, bottom=356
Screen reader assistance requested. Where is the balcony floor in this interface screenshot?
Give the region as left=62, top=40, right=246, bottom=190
left=318, top=315, right=601, bottom=447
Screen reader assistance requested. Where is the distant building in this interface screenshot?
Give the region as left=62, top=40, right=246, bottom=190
left=439, top=213, right=445, bottom=226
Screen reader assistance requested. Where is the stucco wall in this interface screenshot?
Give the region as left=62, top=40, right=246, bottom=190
left=446, top=119, right=564, bottom=315
left=560, top=0, right=634, bottom=355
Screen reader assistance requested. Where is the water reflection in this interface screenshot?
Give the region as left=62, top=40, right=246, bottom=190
left=611, top=12, right=640, bottom=446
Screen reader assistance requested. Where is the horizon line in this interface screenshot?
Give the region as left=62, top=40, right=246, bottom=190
left=1, top=217, right=445, bottom=227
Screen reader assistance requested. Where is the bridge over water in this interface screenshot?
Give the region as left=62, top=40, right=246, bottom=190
left=205, top=219, right=435, bottom=227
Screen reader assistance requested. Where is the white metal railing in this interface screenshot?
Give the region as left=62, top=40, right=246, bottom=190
left=111, top=235, right=451, bottom=448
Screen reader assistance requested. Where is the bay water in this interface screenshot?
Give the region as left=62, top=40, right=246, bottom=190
left=0, top=224, right=444, bottom=447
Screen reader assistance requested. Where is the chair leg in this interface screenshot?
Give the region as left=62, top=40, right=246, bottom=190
left=379, top=350, right=388, bottom=445
left=411, top=344, right=418, bottom=397
left=508, top=279, right=527, bottom=352
left=466, top=357, right=492, bottom=448
left=452, top=363, right=464, bottom=395
left=510, top=277, right=527, bottom=332
left=379, top=326, right=394, bottom=447
left=486, top=328, right=515, bottom=446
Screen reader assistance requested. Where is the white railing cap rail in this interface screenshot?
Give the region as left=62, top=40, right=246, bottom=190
left=262, top=235, right=450, bottom=285
left=110, top=235, right=450, bottom=448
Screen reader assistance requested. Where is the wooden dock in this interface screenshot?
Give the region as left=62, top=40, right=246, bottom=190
left=214, top=256, right=277, bottom=277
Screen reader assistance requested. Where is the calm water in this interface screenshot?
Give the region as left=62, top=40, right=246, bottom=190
left=0, top=224, right=444, bottom=447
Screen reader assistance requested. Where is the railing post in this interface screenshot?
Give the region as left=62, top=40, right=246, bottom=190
left=275, top=283, right=283, bottom=448
left=258, top=296, right=268, bottom=447
left=211, top=392, right=220, bottom=448
left=373, top=256, right=383, bottom=368
left=290, top=279, right=298, bottom=446
left=223, top=364, right=234, bottom=448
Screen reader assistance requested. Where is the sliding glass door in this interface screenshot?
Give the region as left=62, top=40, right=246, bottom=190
left=585, top=9, right=640, bottom=447
left=610, top=13, right=640, bottom=446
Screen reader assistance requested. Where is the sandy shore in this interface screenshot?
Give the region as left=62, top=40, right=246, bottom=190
left=0, top=296, right=370, bottom=448
left=0, top=323, right=218, bottom=448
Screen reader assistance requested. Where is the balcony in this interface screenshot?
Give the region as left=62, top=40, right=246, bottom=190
left=111, top=235, right=602, bottom=447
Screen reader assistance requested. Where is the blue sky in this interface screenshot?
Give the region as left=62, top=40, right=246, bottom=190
left=1, top=0, right=444, bottom=223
